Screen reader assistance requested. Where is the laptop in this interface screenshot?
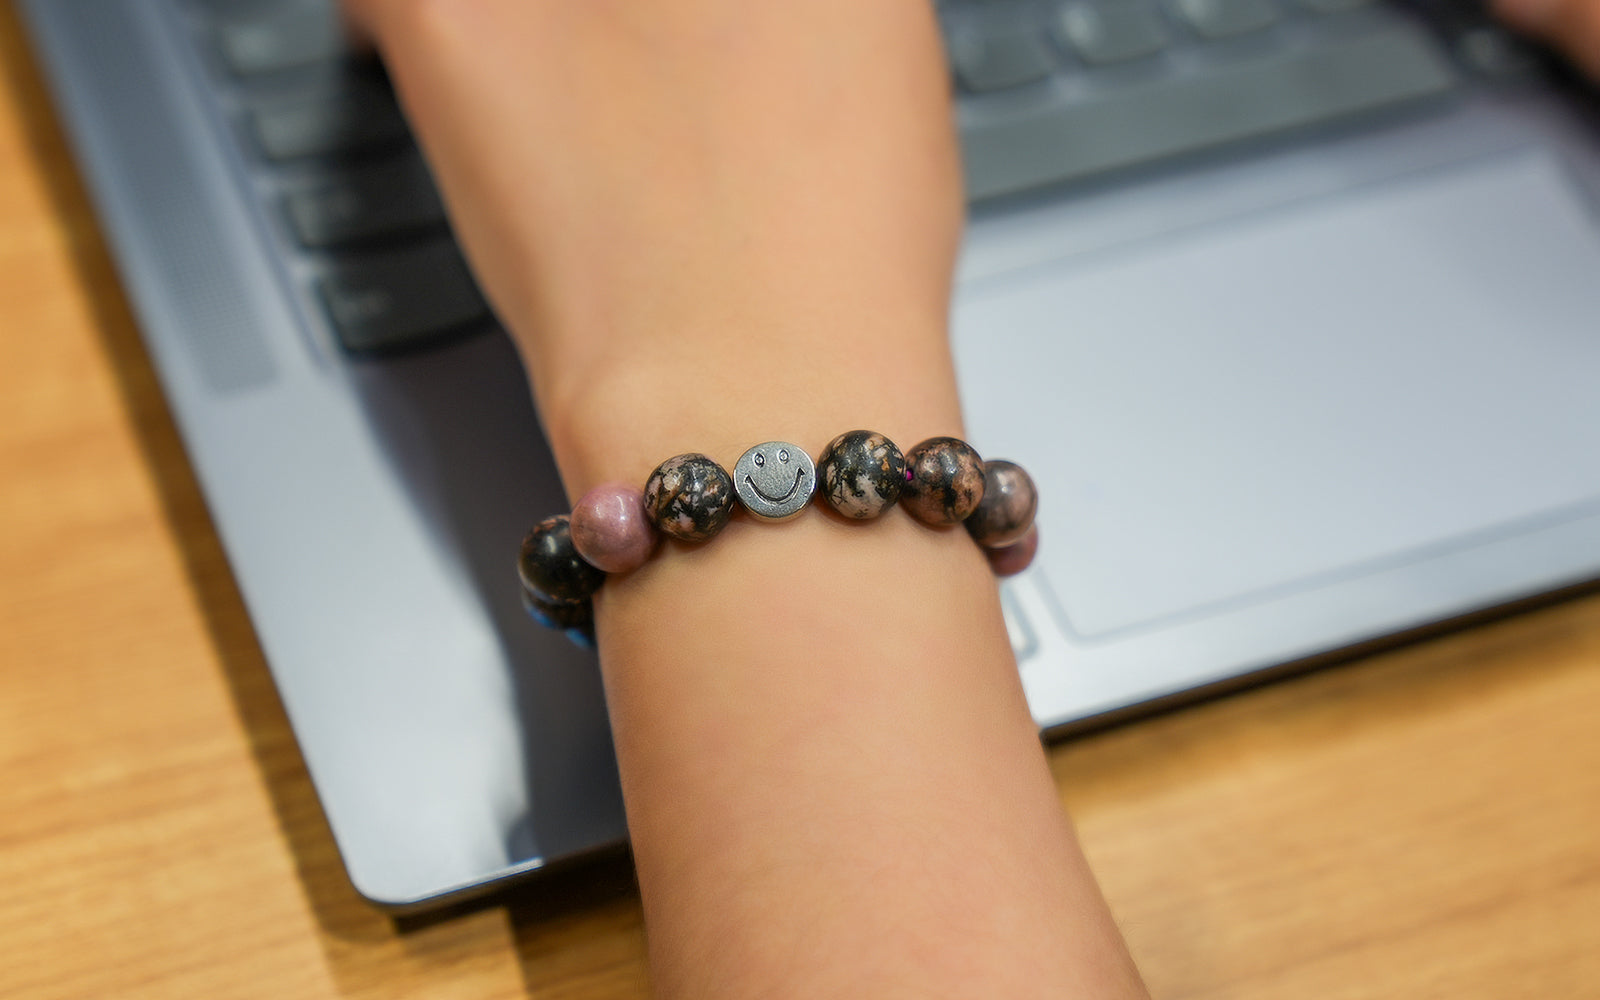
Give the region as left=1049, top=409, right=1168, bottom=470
left=19, top=0, right=1600, bottom=911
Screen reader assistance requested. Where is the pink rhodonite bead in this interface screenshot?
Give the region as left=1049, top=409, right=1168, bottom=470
left=571, top=483, right=658, bottom=574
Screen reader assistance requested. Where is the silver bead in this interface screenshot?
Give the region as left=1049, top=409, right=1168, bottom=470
left=733, top=441, right=816, bottom=521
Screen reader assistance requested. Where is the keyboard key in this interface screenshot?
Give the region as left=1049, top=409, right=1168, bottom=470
left=1056, top=3, right=1169, bottom=65
left=216, top=6, right=348, bottom=76
left=251, top=87, right=409, bottom=161
left=1174, top=0, right=1280, bottom=38
left=287, top=158, right=445, bottom=247
left=1456, top=26, right=1542, bottom=79
left=1293, top=0, right=1373, bottom=12
left=948, top=21, right=1059, bottom=91
left=962, top=25, right=1457, bottom=200
left=187, top=0, right=280, bottom=18
left=319, top=243, right=489, bottom=353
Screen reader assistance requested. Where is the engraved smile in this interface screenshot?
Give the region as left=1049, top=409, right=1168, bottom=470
left=745, top=469, right=806, bottom=505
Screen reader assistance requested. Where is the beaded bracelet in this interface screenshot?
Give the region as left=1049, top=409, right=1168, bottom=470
left=517, top=431, right=1039, bottom=647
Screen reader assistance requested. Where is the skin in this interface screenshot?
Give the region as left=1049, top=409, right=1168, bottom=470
left=342, top=3, right=1147, bottom=996
left=341, top=2, right=1600, bottom=996
left=1494, top=0, right=1600, bottom=77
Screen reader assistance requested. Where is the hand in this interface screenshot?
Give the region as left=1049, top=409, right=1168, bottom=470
left=1493, top=0, right=1600, bottom=77
left=342, top=1, right=965, bottom=492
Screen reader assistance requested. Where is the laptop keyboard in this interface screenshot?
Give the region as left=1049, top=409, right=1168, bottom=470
left=173, top=0, right=1524, bottom=356
left=950, top=7, right=1459, bottom=199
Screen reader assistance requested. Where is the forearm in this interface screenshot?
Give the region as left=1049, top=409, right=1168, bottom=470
left=599, top=510, right=1139, bottom=998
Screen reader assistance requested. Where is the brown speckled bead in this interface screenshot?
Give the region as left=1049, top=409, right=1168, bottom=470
left=985, top=524, right=1039, bottom=577
left=965, top=460, right=1038, bottom=549
left=571, top=483, right=658, bottom=573
left=643, top=453, right=735, bottom=542
left=817, top=430, right=905, bottom=520
left=517, top=515, right=607, bottom=603
left=900, top=437, right=985, bottom=526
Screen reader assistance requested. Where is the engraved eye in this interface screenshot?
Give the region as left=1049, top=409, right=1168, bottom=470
left=754, top=453, right=765, bottom=467
left=778, top=449, right=790, bottom=463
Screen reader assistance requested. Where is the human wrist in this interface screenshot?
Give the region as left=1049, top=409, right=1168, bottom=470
left=521, top=295, right=965, bottom=502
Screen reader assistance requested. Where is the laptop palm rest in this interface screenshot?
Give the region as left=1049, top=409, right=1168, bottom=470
left=957, top=150, right=1600, bottom=639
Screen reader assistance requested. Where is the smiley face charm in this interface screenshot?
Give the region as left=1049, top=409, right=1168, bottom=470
left=733, top=441, right=816, bottom=521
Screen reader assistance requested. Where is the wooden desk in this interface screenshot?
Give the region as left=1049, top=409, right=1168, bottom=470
left=1, top=6, right=1595, bottom=996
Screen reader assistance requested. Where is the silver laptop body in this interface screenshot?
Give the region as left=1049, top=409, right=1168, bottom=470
left=20, top=0, right=1600, bottom=910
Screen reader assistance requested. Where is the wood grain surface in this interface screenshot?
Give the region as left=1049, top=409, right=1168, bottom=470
left=1, top=4, right=1596, bottom=997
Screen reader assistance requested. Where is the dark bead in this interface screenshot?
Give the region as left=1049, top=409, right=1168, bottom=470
left=519, top=586, right=595, bottom=631
left=985, top=524, right=1039, bottom=577
left=965, top=460, right=1038, bottom=549
left=517, top=515, right=607, bottom=603
left=900, top=437, right=986, bottom=525
left=817, top=430, right=905, bottom=520
left=642, top=453, right=735, bottom=542
left=520, top=589, right=597, bottom=648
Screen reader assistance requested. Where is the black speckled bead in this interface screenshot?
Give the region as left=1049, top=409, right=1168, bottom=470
left=965, top=460, right=1038, bottom=549
left=900, top=437, right=986, bottom=526
left=520, top=587, right=594, bottom=630
left=517, top=515, right=607, bottom=603
left=816, top=430, right=905, bottom=520
left=520, top=589, right=597, bottom=648
left=643, top=453, right=736, bottom=542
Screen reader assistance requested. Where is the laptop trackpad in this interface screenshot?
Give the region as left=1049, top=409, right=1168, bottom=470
left=955, top=151, right=1600, bottom=637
